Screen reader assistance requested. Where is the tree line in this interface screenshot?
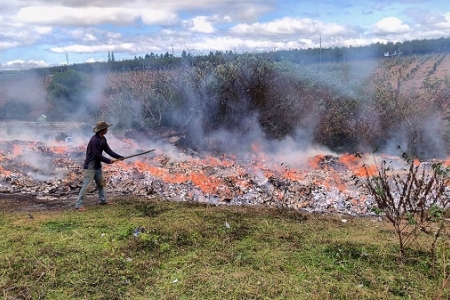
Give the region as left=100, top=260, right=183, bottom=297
left=30, top=36, right=450, bottom=75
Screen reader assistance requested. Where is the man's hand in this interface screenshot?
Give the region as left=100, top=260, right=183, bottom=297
left=111, top=158, right=124, bottom=163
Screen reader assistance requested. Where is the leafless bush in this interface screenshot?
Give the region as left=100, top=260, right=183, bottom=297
left=356, top=150, right=450, bottom=259
left=101, top=70, right=180, bottom=129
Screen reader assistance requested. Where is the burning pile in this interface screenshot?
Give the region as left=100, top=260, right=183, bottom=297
left=0, top=135, right=383, bottom=216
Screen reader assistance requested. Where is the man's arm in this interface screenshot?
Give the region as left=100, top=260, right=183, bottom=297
left=103, top=139, right=124, bottom=162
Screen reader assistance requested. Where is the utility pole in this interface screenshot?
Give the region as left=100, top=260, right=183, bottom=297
left=319, top=34, right=322, bottom=64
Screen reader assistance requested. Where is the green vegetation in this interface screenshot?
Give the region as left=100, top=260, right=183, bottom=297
left=46, top=69, right=92, bottom=120
left=1, top=198, right=449, bottom=299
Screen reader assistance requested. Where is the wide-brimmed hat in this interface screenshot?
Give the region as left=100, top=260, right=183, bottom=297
left=93, top=121, right=112, bottom=133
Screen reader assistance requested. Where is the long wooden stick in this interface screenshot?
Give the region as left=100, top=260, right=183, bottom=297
left=123, top=149, right=155, bottom=160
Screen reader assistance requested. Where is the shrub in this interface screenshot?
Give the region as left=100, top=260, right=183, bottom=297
left=46, top=69, right=91, bottom=120
left=356, top=149, right=450, bottom=259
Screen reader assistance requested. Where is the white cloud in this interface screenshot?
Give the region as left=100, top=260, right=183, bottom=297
left=221, top=15, right=233, bottom=23
left=434, top=12, right=450, bottom=29
left=372, top=17, right=410, bottom=34
left=85, top=34, right=98, bottom=42
left=1, top=59, right=49, bottom=70
left=34, top=26, right=53, bottom=35
left=68, top=29, right=124, bottom=44
left=50, top=45, right=114, bottom=53
left=183, top=16, right=216, bottom=33
left=15, top=5, right=178, bottom=27
left=0, top=41, right=20, bottom=51
left=230, top=17, right=354, bottom=37
left=8, top=0, right=273, bottom=25
left=85, top=58, right=105, bottom=63
left=17, top=6, right=138, bottom=26
left=0, top=25, right=47, bottom=47
left=50, top=42, right=143, bottom=54
left=140, top=10, right=179, bottom=26
left=106, top=32, right=123, bottom=39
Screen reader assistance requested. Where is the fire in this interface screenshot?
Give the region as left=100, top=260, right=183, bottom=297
left=200, top=156, right=234, bottom=167
left=132, top=161, right=187, bottom=182
left=308, top=153, right=379, bottom=177
left=129, top=160, right=224, bottom=193
left=49, top=146, right=69, bottom=155
left=123, top=151, right=372, bottom=196
left=307, top=154, right=326, bottom=169
left=189, top=171, right=221, bottom=194
left=281, top=169, right=305, bottom=181
left=250, top=141, right=267, bottom=161
left=12, top=144, right=23, bottom=156
left=0, top=166, right=12, bottom=177
left=4, top=137, right=442, bottom=216
left=251, top=141, right=263, bottom=153
left=338, top=153, right=378, bottom=177
left=444, top=158, right=450, bottom=166
left=338, top=153, right=360, bottom=168
left=413, top=158, right=421, bottom=166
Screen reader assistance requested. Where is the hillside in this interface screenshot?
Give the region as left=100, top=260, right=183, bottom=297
left=1, top=53, right=450, bottom=159
left=0, top=53, right=448, bottom=105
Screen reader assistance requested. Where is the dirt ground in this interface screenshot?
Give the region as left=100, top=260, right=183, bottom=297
left=0, top=193, right=123, bottom=212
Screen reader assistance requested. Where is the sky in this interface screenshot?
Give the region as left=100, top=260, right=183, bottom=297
left=1, top=0, right=450, bottom=70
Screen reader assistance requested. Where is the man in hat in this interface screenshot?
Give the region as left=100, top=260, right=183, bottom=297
left=74, top=121, right=124, bottom=211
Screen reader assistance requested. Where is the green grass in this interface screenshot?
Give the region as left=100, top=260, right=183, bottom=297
left=0, top=197, right=448, bottom=299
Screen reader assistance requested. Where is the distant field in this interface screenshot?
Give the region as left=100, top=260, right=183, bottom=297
left=378, top=54, right=450, bottom=97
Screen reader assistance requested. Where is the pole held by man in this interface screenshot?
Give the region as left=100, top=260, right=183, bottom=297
left=122, top=149, right=155, bottom=160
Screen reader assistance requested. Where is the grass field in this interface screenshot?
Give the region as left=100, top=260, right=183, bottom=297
left=0, top=196, right=448, bottom=299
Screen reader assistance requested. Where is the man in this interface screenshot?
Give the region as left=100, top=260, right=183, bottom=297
left=74, top=121, right=124, bottom=211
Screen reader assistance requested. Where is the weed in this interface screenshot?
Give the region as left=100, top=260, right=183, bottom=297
left=43, top=219, right=80, bottom=232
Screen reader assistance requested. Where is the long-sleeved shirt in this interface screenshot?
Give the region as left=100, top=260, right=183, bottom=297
left=83, top=133, right=123, bottom=169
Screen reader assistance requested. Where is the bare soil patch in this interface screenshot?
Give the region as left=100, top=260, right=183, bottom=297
left=0, top=194, right=68, bottom=212
left=0, top=193, right=124, bottom=212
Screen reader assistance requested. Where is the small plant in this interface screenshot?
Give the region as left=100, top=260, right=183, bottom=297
left=356, top=149, right=450, bottom=259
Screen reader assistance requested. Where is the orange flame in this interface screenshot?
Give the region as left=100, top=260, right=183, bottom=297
left=307, top=154, right=326, bottom=169
left=50, top=146, right=69, bottom=155
left=12, top=145, right=23, bottom=156
left=130, top=160, right=224, bottom=194
left=0, top=166, right=12, bottom=177
left=338, top=153, right=377, bottom=177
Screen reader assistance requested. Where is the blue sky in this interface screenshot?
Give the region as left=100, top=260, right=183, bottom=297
left=1, top=0, right=450, bottom=70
